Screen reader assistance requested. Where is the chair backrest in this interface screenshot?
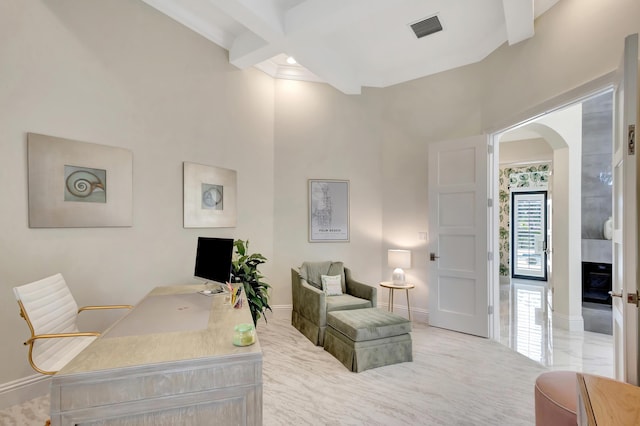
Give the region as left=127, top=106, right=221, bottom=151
left=13, top=273, right=84, bottom=373
left=13, top=273, right=80, bottom=336
left=300, top=261, right=346, bottom=293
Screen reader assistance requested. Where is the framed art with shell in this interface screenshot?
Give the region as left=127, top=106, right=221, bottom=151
left=27, top=133, right=133, bottom=228
left=183, top=161, right=237, bottom=228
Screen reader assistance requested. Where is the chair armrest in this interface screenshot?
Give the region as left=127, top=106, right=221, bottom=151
left=291, top=268, right=326, bottom=325
left=78, top=305, right=133, bottom=313
left=25, top=331, right=100, bottom=345
left=345, top=269, right=377, bottom=307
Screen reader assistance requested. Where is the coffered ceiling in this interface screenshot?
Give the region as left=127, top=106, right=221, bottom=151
left=141, top=0, right=560, bottom=94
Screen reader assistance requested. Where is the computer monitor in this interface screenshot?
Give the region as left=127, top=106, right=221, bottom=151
left=194, top=237, right=234, bottom=286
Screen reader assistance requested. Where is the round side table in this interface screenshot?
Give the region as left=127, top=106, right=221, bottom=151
left=379, top=281, right=415, bottom=321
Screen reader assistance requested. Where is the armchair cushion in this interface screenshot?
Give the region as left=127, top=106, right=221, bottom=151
left=326, top=294, right=372, bottom=312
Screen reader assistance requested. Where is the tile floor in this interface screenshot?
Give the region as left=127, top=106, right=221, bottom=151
left=499, top=278, right=613, bottom=378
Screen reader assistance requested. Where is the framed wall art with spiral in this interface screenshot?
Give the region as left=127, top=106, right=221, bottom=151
left=27, top=133, right=133, bottom=228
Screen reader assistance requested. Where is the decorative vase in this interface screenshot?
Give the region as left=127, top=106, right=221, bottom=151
left=604, top=216, right=613, bottom=240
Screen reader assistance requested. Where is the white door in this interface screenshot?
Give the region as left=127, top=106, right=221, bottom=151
left=612, top=33, right=638, bottom=384
left=428, top=135, right=489, bottom=337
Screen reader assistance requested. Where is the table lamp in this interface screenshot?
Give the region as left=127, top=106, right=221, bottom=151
left=388, top=249, right=411, bottom=284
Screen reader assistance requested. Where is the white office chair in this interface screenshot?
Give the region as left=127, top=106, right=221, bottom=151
left=13, top=273, right=132, bottom=375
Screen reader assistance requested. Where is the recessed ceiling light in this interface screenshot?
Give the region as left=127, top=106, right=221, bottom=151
left=286, top=56, right=297, bottom=65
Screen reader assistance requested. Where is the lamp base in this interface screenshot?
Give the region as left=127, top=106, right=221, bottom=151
left=392, top=268, right=405, bottom=285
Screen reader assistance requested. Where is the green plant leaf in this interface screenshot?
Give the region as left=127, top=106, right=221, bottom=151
left=234, top=239, right=270, bottom=326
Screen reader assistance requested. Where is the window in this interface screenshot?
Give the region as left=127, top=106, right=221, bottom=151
left=511, top=191, right=547, bottom=280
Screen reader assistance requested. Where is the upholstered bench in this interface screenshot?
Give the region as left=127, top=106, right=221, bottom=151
left=534, top=371, right=577, bottom=426
left=324, top=308, right=412, bottom=372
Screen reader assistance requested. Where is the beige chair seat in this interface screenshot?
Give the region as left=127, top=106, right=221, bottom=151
left=326, top=294, right=372, bottom=312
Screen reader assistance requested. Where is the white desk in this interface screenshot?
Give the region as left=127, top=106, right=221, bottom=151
left=50, top=285, right=262, bottom=426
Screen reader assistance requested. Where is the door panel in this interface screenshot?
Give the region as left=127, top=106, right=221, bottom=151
left=439, top=277, right=476, bottom=314
left=428, top=135, right=488, bottom=338
left=440, top=193, right=475, bottom=226
left=439, top=235, right=476, bottom=271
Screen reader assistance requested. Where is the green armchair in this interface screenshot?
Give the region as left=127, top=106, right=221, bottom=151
left=291, top=261, right=377, bottom=346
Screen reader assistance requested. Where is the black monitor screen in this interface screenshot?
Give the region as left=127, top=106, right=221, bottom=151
left=194, top=237, right=234, bottom=285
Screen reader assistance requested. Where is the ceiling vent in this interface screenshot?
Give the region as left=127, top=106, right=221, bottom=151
left=410, top=15, right=443, bottom=39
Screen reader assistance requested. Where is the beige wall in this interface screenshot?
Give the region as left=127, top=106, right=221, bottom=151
left=1, top=0, right=639, bottom=393
left=272, top=81, right=383, bottom=296
left=0, top=0, right=275, bottom=384
left=499, top=138, right=553, bottom=165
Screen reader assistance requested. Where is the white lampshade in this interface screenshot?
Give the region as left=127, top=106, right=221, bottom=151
left=388, top=249, right=411, bottom=284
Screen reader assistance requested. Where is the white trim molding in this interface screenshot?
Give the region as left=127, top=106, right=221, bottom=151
left=553, top=311, right=585, bottom=332
left=0, top=374, right=50, bottom=410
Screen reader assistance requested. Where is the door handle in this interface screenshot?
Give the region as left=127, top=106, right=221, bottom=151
left=609, top=290, right=623, bottom=298
left=430, top=253, right=440, bottom=261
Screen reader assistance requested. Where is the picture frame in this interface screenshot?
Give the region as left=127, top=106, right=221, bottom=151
left=183, top=162, right=237, bottom=228
left=308, top=179, right=349, bottom=242
left=27, top=133, right=133, bottom=228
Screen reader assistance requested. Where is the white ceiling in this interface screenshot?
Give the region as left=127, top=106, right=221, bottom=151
left=141, top=0, right=560, bottom=94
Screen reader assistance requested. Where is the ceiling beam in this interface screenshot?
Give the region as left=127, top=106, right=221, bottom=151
left=208, top=0, right=287, bottom=68
left=502, top=0, right=534, bottom=46
left=208, top=0, right=285, bottom=40
left=216, top=0, right=364, bottom=93
left=229, top=31, right=282, bottom=69
left=140, top=0, right=233, bottom=48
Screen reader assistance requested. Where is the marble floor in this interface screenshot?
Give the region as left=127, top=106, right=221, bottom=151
left=499, top=278, right=613, bottom=378
left=2, top=317, right=549, bottom=425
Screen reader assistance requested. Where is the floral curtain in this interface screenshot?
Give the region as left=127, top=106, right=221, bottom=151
left=499, top=163, right=550, bottom=277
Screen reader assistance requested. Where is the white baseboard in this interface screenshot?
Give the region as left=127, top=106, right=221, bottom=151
left=0, top=374, right=50, bottom=410
left=553, top=311, right=584, bottom=332
left=268, top=304, right=293, bottom=321
left=381, top=303, right=429, bottom=324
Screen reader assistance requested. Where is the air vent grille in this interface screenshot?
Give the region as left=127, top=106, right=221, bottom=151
left=411, top=15, right=442, bottom=39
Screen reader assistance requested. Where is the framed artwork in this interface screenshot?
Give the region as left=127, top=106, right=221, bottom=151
left=308, top=179, right=349, bottom=242
left=27, top=133, right=133, bottom=228
left=183, top=162, right=237, bottom=228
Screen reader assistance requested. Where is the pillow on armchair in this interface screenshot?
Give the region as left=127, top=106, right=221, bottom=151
left=321, top=274, right=343, bottom=296
left=299, top=261, right=346, bottom=293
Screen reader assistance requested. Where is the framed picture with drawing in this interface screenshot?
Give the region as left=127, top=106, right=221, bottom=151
left=308, top=179, right=349, bottom=242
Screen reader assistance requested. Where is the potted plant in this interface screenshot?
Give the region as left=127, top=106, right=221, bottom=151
left=231, top=239, right=272, bottom=326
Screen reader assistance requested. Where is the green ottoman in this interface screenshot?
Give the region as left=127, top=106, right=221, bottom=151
left=324, top=308, right=412, bottom=372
